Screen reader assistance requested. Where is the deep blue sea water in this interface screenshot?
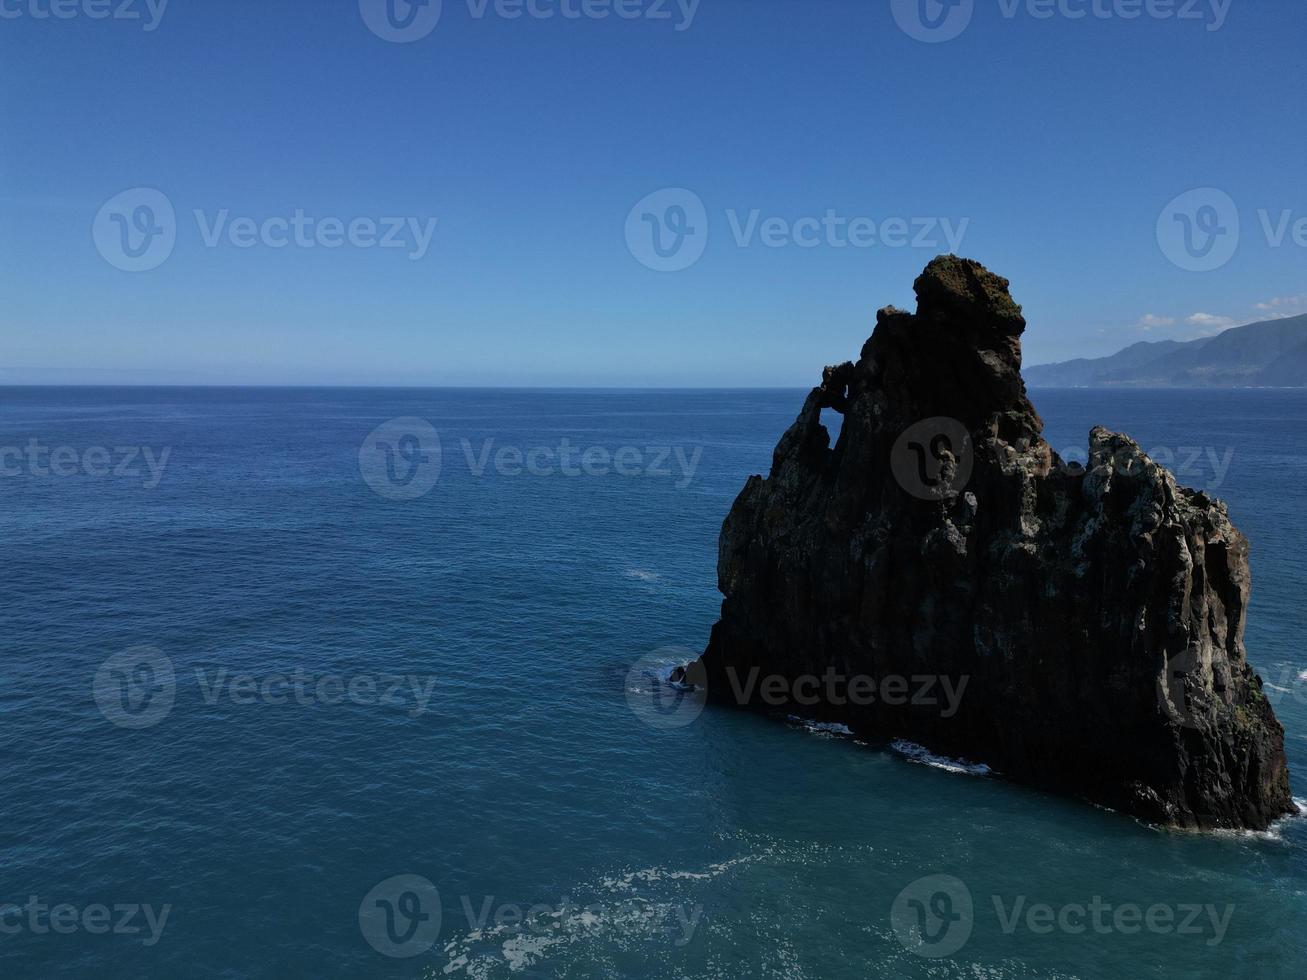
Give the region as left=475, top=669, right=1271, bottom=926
left=2, top=386, right=1306, bottom=979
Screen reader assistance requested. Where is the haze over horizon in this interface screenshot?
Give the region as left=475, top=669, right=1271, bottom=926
left=3, top=0, right=1304, bottom=386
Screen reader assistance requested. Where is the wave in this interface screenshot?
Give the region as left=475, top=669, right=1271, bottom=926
left=429, top=834, right=894, bottom=979
left=1203, top=797, right=1307, bottom=844
left=785, top=715, right=853, bottom=737
left=432, top=853, right=761, bottom=979
left=599, top=854, right=759, bottom=893
left=890, top=739, right=992, bottom=776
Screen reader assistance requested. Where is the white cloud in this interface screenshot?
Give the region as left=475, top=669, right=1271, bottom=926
left=1179, top=312, right=1244, bottom=339
left=1136, top=314, right=1176, bottom=330
left=1255, top=294, right=1307, bottom=312
left=1130, top=295, right=1304, bottom=341
left=1186, top=313, right=1238, bottom=329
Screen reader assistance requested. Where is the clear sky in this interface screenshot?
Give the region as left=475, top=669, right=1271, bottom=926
left=2, top=0, right=1304, bottom=386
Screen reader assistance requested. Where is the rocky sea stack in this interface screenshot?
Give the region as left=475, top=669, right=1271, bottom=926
left=690, top=255, right=1296, bottom=830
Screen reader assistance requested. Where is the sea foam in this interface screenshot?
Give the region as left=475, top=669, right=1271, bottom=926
left=890, top=739, right=992, bottom=776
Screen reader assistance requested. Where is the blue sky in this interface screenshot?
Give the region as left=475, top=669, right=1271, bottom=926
left=1, top=0, right=1303, bottom=386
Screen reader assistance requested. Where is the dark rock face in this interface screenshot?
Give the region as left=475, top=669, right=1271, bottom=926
left=696, top=255, right=1296, bottom=830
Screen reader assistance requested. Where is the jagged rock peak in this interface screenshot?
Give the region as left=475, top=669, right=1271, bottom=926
left=692, top=256, right=1296, bottom=831
left=848, top=255, right=1040, bottom=446
left=912, top=253, right=1025, bottom=333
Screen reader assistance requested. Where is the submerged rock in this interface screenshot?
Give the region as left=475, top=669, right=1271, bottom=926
left=695, top=255, right=1295, bottom=830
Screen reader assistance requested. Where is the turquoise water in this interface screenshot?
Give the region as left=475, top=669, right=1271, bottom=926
left=1, top=386, right=1304, bottom=978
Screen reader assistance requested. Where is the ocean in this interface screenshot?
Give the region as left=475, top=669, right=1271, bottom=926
left=1, top=386, right=1305, bottom=978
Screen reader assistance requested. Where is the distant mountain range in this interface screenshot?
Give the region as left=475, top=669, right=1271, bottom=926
left=1025, top=313, right=1307, bottom=387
